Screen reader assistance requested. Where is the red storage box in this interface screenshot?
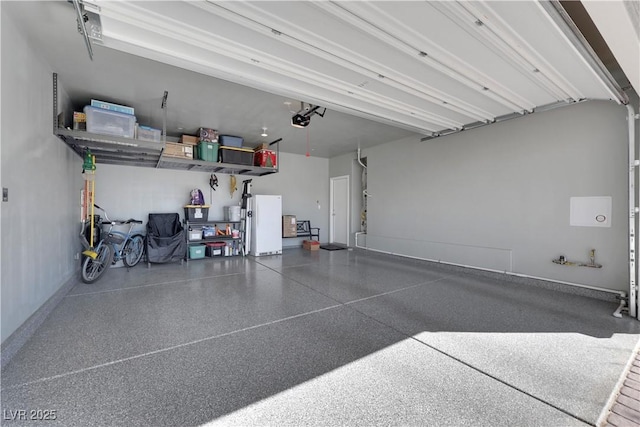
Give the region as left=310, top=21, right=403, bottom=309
left=254, top=149, right=277, bottom=168
left=205, top=242, right=226, bottom=257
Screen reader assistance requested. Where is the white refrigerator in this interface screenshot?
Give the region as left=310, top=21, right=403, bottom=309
left=249, top=195, right=282, bottom=256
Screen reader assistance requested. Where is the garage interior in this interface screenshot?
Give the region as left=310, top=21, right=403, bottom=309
left=1, top=1, right=640, bottom=426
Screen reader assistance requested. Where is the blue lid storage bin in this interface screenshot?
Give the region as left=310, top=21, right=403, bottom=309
left=219, top=135, right=244, bottom=147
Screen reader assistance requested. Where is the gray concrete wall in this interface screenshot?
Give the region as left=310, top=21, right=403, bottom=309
left=1, top=8, right=81, bottom=343
left=362, top=101, right=629, bottom=292
left=95, top=152, right=329, bottom=248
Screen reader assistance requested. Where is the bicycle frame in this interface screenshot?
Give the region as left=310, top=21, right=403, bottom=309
left=100, top=221, right=141, bottom=264
left=79, top=205, right=143, bottom=261
left=79, top=205, right=144, bottom=284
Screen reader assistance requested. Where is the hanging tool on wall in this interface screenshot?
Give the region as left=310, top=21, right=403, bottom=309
left=81, top=149, right=98, bottom=258
left=209, top=174, right=219, bottom=191
left=81, top=149, right=94, bottom=222
left=230, top=175, right=237, bottom=197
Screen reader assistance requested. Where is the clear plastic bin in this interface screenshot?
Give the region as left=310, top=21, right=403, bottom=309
left=138, top=126, right=161, bottom=142
left=84, top=106, right=136, bottom=138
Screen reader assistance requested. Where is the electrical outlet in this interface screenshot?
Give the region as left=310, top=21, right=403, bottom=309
left=74, top=252, right=80, bottom=260
left=2, top=188, right=7, bottom=202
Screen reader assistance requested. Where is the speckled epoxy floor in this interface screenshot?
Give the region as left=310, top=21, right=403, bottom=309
left=2, top=248, right=639, bottom=426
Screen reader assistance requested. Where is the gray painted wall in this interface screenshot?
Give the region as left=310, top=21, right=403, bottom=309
left=1, top=9, right=81, bottom=343
left=361, top=101, right=629, bottom=292
left=95, top=152, right=329, bottom=248
left=251, top=153, right=329, bottom=247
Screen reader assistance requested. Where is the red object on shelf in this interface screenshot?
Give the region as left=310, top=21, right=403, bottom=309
left=254, top=149, right=277, bottom=168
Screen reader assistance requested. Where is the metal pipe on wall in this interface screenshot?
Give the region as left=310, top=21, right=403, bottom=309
left=627, top=104, right=638, bottom=319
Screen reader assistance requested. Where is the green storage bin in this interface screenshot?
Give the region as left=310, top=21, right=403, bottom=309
left=189, top=245, right=206, bottom=259
left=197, top=141, right=219, bottom=162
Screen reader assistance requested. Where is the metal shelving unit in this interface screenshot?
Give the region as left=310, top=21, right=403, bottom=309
left=185, top=220, right=242, bottom=262
left=52, top=73, right=279, bottom=177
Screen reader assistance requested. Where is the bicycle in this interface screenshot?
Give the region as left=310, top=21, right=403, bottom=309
left=80, top=205, right=145, bottom=284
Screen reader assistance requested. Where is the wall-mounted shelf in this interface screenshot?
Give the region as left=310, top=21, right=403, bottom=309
left=55, top=128, right=279, bottom=177
left=53, top=73, right=279, bottom=177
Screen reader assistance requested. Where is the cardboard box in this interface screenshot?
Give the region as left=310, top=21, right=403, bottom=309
left=198, top=128, right=219, bottom=143
left=254, top=149, right=277, bottom=168
left=283, top=215, right=297, bottom=237
left=73, top=112, right=86, bottom=131
left=180, top=135, right=199, bottom=145
left=253, top=143, right=270, bottom=151
left=303, top=240, right=320, bottom=251
left=164, top=142, right=193, bottom=159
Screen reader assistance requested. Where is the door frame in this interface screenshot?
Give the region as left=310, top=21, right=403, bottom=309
left=330, top=175, right=350, bottom=245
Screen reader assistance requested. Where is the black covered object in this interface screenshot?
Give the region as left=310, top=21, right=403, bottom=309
left=146, top=213, right=186, bottom=263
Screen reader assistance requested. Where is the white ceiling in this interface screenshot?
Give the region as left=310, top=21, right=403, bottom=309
left=3, top=1, right=626, bottom=158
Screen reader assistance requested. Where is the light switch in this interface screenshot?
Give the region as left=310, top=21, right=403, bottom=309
left=2, top=188, right=7, bottom=202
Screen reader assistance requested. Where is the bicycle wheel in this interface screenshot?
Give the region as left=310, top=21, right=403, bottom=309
left=81, top=243, right=113, bottom=284
left=122, top=234, right=145, bottom=267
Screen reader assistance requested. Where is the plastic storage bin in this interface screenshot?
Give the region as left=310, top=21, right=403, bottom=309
left=197, top=141, right=219, bottom=162
left=219, top=135, right=244, bottom=147
left=184, top=205, right=209, bottom=223
left=219, top=146, right=254, bottom=165
left=90, top=99, right=134, bottom=115
left=202, top=226, right=215, bottom=238
left=205, top=242, right=226, bottom=257
left=189, top=245, right=206, bottom=259
left=84, top=105, right=136, bottom=138
left=188, top=227, right=202, bottom=241
left=138, top=126, right=161, bottom=142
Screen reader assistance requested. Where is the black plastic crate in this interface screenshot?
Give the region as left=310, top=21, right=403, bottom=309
left=219, top=146, right=253, bottom=166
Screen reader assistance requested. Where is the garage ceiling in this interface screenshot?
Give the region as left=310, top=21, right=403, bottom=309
left=3, top=1, right=627, bottom=158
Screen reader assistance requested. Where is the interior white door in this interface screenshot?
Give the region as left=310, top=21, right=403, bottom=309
left=330, top=175, right=349, bottom=245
